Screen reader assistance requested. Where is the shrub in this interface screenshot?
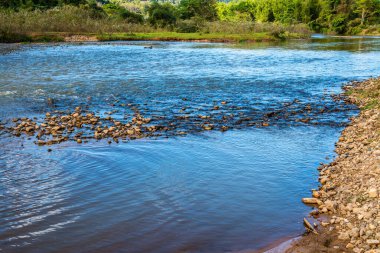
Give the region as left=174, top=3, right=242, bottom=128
left=119, top=9, right=144, bottom=24
left=146, top=2, right=177, bottom=28
left=270, top=30, right=288, bottom=40
left=330, top=14, right=348, bottom=34
left=216, top=0, right=255, bottom=22
left=98, top=3, right=144, bottom=23
left=176, top=16, right=205, bottom=33
left=178, top=0, right=217, bottom=21
left=81, top=0, right=107, bottom=19
left=0, top=31, right=31, bottom=43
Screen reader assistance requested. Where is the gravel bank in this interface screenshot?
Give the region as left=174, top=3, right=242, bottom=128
left=288, top=77, right=380, bottom=253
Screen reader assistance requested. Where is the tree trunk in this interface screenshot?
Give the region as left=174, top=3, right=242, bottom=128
left=361, top=8, right=366, bottom=25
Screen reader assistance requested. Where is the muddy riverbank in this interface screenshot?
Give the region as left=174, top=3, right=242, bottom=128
left=286, top=77, right=380, bottom=253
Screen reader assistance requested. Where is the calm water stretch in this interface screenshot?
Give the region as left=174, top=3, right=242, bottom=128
left=1, top=36, right=380, bottom=253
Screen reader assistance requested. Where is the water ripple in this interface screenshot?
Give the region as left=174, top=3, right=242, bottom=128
left=1, top=39, right=380, bottom=253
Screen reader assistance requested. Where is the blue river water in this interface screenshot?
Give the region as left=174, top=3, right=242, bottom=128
left=0, top=36, right=380, bottom=253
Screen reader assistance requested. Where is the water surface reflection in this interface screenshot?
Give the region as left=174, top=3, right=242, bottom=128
left=0, top=37, right=380, bottom=252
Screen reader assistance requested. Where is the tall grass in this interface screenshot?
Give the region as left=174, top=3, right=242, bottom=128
left=0, top=6, right=311, bottom=42
left=203, top=21, right=311, bottom=35
left=0, top=6, right=159, bottom=34
left=360, top=25, right=380, bottom=36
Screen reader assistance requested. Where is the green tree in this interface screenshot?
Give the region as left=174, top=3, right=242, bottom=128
left=146, top=1, right=177, bottom=27
left=178, top=0, right=217, bottom=21
left=0, top=0, right=87, bottom=9
left=355, top=0, right=379, bottom=25
left=216, top=0, right=256, bottom=21
left=0, top=0, right=22, bottom=8
left=103, top=2, right=143, bottom=22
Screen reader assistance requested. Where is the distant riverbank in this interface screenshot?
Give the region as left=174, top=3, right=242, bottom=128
left=3, top=31, right=380, bottom=44
left=0, top=31, right=309, bottom=43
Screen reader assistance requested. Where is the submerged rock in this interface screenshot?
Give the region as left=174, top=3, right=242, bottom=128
left=302, top=198, right=319, bottom=204
left=0, top=87, right=358, bottom=146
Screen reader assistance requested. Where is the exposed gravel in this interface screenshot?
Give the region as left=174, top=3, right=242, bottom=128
left=289, top=77, right=380, bottom=253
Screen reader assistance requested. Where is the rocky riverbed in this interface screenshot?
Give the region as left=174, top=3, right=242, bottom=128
left=288, top=77, right=380, bottom=253
left=0, top=91, right=356, bottom=146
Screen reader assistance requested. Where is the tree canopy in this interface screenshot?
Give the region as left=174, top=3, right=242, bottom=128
left=0, top=0, right=379, bottom=34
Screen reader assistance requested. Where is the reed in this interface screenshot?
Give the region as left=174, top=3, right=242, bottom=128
left=0, top=6, right=159, bottom=34
left=203, top=21, right=311, bottom=35
left=0, top=6, right=311, bottom=43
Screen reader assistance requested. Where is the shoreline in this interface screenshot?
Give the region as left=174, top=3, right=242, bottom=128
left=2, top=32, right=380, bottom=45
left=1, top=31, right=309, bottom=44
left=282, top=77, right=380, bottom=252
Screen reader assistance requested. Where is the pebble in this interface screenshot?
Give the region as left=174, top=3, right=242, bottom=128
left=368, top=188, right=378, bottom=198
left=312, top=190, right=320, bottom=198
left=302, top=198, right=319, bottom=204
left=1, top=93, right=356, bottom=146
left=367, top=239, right=379, bottom=245
left=297, top=78, right=380, bottom=251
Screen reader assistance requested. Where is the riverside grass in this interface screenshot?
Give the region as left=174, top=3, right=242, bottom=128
left=96, top=31, right=308, bottom=42
left=0, top=6, right=311, bottom=43
left=0, top=31, right=308, bottom=43
left=345, top=80, right=380, bottom=110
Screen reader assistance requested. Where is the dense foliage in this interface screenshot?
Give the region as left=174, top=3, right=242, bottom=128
left=216, top=0, right=380, bottom=34
left=146, top=1, right=177, bottom=27
left=0, top=0, right=87, bottom=9
left=0, top=0, right=379, bottom=34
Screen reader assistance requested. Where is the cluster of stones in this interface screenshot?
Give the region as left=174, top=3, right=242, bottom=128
left=5, top=107, right=157, bottom=145
left=301, top=78, right=380, bottom=253
left=1, top=100, right=269, bottom=146
left=0, top=93, right=356, bottom=146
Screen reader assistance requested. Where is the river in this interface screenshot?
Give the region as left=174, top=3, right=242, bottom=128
left=0, top=36, right=380, bottom=253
